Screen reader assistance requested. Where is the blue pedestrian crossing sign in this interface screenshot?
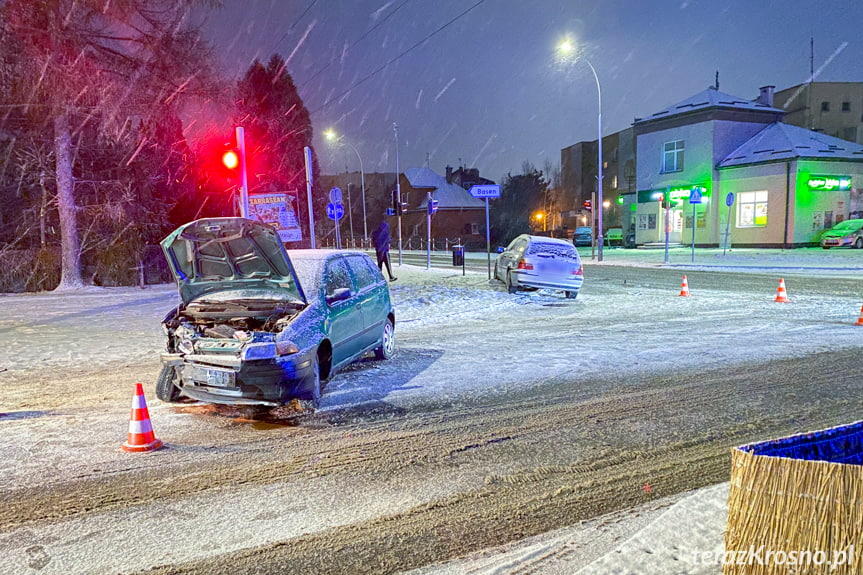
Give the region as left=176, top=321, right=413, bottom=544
left=326, top=202, right=344, bottom=220
left=689, top=186, right=703, bottom=204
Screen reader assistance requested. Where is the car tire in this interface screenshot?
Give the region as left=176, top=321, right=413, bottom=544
left=506, top=270, right=518, bottom=294
left=565, top=291, right=578, bottom=299
left=855, top=238, right=863, bottom=249
left=155, top=364, right=182, bottom=403
left=374, top=318, right=395, bottom=360
left=822, top=246, right=830, bottom=249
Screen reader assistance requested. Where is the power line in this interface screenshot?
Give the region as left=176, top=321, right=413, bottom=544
left=268, top=0, right=317, bottom=56
left=310, top=0, right=486, bottom=115
left=301, top=0, right=413, bottom=88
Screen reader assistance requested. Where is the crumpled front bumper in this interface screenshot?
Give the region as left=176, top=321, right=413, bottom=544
left=160, top=348, right=316, bottom=406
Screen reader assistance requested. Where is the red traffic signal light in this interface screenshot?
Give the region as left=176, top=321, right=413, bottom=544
left=222, top=149, right=240, bottom=170
left=583, top=199, right=592, bottom=211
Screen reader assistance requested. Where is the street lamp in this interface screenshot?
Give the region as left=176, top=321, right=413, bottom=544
left=558, top=39, right=604, bottom=261
left=324, top=129, right=367, bottom=247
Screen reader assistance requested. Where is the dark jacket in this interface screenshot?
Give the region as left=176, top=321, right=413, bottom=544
left=372, top=222, right=390, bottom=253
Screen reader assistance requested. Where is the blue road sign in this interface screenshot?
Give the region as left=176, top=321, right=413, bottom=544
left=689, top=187, right=703, bottom=204
left=329, top=187, right=343, bottom=204
left=725, top=192, right=735, bottom=207
left=326, top=202, right=344, bottom=220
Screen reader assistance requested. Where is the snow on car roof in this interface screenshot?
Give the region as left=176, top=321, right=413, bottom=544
left=526, top=235, right=572, bottom=246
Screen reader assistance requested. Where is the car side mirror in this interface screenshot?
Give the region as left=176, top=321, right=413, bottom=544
left=496, top=247, right=505, bottom=254
left=325, top=287, right=352, bottom=304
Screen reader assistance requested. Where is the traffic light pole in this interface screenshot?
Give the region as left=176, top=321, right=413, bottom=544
left=236, top=127, right=249, bottom=218
left=426, top=192, right=432, bottom=270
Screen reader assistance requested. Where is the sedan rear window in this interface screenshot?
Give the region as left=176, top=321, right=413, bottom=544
left=528, top=242, right=578, bottom=258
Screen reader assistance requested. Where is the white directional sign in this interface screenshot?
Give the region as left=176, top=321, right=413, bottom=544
left=468, top=184, right=501, bottom=198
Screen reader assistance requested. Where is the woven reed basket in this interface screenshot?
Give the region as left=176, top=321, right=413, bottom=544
left=725, top=421, right=863, bottom=574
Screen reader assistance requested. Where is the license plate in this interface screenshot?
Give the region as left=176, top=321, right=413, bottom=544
left=193, top=366, right=236, bottom=387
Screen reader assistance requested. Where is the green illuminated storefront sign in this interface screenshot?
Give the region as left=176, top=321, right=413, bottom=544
left=637, top=185, right=711, bottom=204
left=807, top=175, right=851, bottom=191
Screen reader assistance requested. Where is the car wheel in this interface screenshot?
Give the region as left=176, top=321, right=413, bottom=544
left=565, top=291, right=578, bottom=299
left=506, top=270, right=518, bottom=294
left=374, top=318, right=395, bottom=360
left=155, top=364, right=182, bottom=403
left=855, top=238, right=863, bottom=249
left=822, top=246, right=830, bottom=249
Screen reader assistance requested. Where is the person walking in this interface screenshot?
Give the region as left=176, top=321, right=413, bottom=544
left=371, top=220, right=396, bottom=281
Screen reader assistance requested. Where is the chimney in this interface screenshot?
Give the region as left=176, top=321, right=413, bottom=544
left=758, top=85, right=775, bottom=107
left=445, top=165, right=453, bottom=184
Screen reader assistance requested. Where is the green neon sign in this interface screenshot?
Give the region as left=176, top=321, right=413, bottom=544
left=808, top=175, right=851, bottom=191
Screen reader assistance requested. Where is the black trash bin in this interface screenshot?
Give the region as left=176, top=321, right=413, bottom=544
left=452, top=245, right=464, bottom=266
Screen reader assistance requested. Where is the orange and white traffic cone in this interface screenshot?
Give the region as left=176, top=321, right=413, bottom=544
left=679, top=275, right=690, bottom=297
left=121, top=383, right=163, bottom=453
left=855, top=303, right=863, bottom=326
left=774, top=278, right=790, bottom=303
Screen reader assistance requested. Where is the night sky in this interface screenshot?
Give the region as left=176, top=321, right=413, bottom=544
left=200, top=0, right=863, bottom=183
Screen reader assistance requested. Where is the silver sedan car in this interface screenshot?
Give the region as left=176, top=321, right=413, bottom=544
left=494, top=234, right=584, bottom=298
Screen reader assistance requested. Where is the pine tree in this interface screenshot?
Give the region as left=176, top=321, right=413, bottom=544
left=235, top=55, right=321, bottom=245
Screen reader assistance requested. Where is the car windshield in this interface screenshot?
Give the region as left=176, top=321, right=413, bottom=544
left=831, top=220, right=861, bottom=231
left=575, top=227, right=592, bottom=234
left=528, top=242, right=578, bottom=258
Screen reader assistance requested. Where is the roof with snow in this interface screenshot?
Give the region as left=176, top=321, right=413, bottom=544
left=404, top=167, right=486, bottom=209
left=719, top=122, right=863, bottom=167
left=635, top=86, right=784, bottom=124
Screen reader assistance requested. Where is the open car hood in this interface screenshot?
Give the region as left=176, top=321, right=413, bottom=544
left=161, top=217, right=306, bottom=305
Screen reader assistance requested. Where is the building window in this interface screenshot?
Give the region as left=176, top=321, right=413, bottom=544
left=737, top=191, right=768, bottom=227
left=821, top=101, right=830, bottom=112
left=612, top=175, right=618, bottom=189
left=471, top=223, right=479, bottom=235
left=842, top=101, right=851, bottom=112
left=661, top=140, right=684, bottom=173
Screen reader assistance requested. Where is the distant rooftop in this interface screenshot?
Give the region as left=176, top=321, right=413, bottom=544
left=404, top=167, right=485, bottom=209
left=635, top=86, right=784, bottom=124
left=719, top=122, right=863, bottom=167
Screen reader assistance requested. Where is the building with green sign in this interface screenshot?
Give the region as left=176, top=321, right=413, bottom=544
left=631, top=85, right=863, bottom=247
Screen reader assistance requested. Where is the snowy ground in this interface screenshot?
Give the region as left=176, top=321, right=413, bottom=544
left=1, top=246, right=862, bottom=574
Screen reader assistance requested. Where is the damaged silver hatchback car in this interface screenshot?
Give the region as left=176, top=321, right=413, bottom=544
left=157, top=217, right=395, bottom=408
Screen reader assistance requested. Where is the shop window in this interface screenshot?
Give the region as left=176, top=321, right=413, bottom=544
left=661, top=140, right=684, bottom=173
left=737, top=191, right=768, bottom=227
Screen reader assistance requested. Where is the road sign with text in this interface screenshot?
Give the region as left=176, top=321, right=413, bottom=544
left=468, top=184, right=501, bottom=198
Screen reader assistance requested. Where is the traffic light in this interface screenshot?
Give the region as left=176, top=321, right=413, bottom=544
left=583, top=199, right=592, bottom=212
left=428, top=198, right=439, bottom=215
left=392, top=190, right=407, bottom=214
left=221, top=149, right=240, bottom=170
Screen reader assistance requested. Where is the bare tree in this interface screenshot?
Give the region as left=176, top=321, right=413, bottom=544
left=1, top=0, right=215, bottom=290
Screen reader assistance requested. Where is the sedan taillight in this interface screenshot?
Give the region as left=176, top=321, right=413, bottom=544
left=517, top=259, right=534, bottom=270
left=572, top=265, right=583, bottom=276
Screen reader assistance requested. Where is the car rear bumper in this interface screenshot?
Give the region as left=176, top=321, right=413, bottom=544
left=513, top=272, right=583, bottom=293
left=161, top=349, right=316, bottom=406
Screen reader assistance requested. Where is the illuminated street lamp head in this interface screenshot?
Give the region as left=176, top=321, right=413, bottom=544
left=558, top=39, right=574, bottom=54
left=323, top=129, right=338, bottom=142
left=534, top=212, right=544, bottom=221
left=221, top=149, right=239, bottom=170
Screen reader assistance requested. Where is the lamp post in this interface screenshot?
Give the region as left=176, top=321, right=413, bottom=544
left=323, top=129, right=367, bottom=247
left=558, top=40, right=604, bottom=261
left=393, top=122, right=402, bottom=265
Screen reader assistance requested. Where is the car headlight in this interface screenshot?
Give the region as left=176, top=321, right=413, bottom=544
left=241, top=342, right=277, bottom=361
left=276, top=340, right=300, bottom=355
